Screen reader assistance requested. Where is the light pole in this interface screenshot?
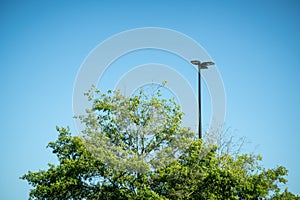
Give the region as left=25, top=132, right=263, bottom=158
left=191, top=60, right=215, bottom=139
left=191, top=60, right=214, bottom=200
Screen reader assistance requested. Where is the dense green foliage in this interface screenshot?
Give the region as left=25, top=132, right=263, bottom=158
left=80, top=87, right=194, bottom=173
left=21, top=88, right=299, bottom=199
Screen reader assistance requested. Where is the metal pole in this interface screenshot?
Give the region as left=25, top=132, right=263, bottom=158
left=191, top=60, right=214, bottom=200
left=198, top=64, right=203, bottom=200
left=198, top=65, right=202, bottom=139
left=191, top=60, right=214, bottom=138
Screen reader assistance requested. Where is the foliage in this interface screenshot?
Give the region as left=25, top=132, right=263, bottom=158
left=79, top=86, right=194, bottom=173
left=270, top=188, right=300, bottom=200
left=21, top=88, right=299, bottom=199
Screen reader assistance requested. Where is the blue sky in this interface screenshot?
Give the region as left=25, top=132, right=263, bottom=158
left=1, top=0, right=300, bottom=199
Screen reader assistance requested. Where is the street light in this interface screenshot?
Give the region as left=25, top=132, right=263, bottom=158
left=191, top=60, right=215, bottom=139
left=191, top=60, right=214, bottom=200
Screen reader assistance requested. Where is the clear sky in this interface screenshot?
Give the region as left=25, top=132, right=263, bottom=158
left=1, top=0, right=300, bottom=199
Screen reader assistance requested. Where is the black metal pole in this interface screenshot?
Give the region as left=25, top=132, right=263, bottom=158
left=198, top=64, right=202, bottom=200
left=191, top=60, right=214, bottom=200
left=198, top=65, right=202, bottom=139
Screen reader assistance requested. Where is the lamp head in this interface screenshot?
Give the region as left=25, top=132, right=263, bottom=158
left=200, top=61, right=215, bottom=68
left=191, top=60, right=201, bottom=65
left=191, top=60, right=215, bottom=69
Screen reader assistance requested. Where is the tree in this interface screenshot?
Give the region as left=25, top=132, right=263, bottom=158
left=79, top=86, right=194, bottom=173
left=270, top=188, right=300, bottom=200
left=21, top=87, right=299, bottom=199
